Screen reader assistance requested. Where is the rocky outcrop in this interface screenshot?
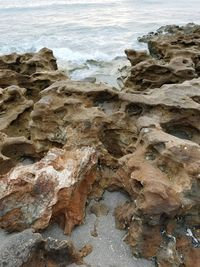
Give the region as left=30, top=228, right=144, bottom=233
left=0, top=48, right=68, bottom=100
left=0, top=25, right=200, bottom=267
left=28, top=77, right=200, bottom=266
left=0, top=49, right=68, bottom=177
left=0, top=47, right=57, bottom=74
left=125, top=23, right=200, bottom=91
left=114, top=23, right=200, bottom=266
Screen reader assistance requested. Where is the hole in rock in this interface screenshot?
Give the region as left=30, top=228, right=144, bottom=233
left=1, top=142, right=39, bottom=162
left=32, top=80, right=52, bottom=91
left=191, top=96, right=200, bottom=104
left=183, top=180, right=200, bottom=203
left=99, top=130, right=124, bottom=158
left=63, top=92, right=72, bottom=97
left=4, top=94, right=20, bottom=104
left=93, top=92, right=118, bottom=105
left=187, top=70, right=195, bottom=76
left=19, top=156, right=39, bottom=166
left=145, top=148, right=158, bottom=161
left=54, top=107, right=67, bottom=117
left=3, top=109, right=31, bottom=139
left=0, top=159, right=15, bottom=175
left=163, top=123, right=199, bottom=141
left=153, top=142, right=166, bottom=153
left=182, top=59, right=188, bottom=64
left=26, top=89, right=36, bottom=100
left=160, top=213, right=170, bottom=231
left=125, top=103, right=143, bottom=116
left=91, top=92, right=120, bottom=113
left=132, top=180, right=143, bottom=191
left=26, top=63, right=36, bottom=75
left=158, top=164, right=168, bottom=173
left=43, top=249, right=73, bottom=266
left=168, top=128, right=191, bottom=140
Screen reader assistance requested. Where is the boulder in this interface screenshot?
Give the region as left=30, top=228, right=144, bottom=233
left=0, top=147, right=97, bottom=234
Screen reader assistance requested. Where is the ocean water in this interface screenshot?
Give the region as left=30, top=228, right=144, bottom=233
left=1, top=0, right=200, bottom=83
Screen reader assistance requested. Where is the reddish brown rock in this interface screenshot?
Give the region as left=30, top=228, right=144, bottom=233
left=0, top=147, right=97, bottom=234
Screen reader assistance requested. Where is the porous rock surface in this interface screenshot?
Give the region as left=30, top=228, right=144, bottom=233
left=0, top=229, right=90, bottom=267
left=0, top=47, right=68, bottom=100
left=125, top=23, right=200, bottom=91
left=0, top=147, right=97, bottom=234
left=0, top=25, right=200, bottom=267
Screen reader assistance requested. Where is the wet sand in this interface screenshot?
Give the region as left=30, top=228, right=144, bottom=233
left=43, top=191, right=155, bottom=267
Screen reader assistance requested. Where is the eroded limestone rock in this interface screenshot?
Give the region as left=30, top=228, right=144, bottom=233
left=0, top=25, right=200, bottom=267
left=115, top=25, right=200, bottom=265
left=0, top=48, right=68, bottom=100
left=0, top=47, right=57, bottom=75
left=0, top=49, right=68, bottom=176
left=0, top=86, right=33, bottom=130
left=0, top=147, right=97, bottom=234
left=125, top=23, right=200, bottom=91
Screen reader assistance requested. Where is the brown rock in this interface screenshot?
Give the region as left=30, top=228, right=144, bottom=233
left=0, top=147, right=97, bottom=234
left=0, top=85, right=33, bottom=130
left=0, top=25, right=200, bottom=266
left=0, top=48, right=68, bottom=101
left=0, top=48, right=57, bottom=75
left=176, top=236, right=200, bottom=267
left=125, top=24, right=200, bottom=91
left=0, top=49, right=68, bottom=176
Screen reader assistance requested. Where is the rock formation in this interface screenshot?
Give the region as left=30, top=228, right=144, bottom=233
left=125, top=23, right=200, bottom=91
left=0, top=24, right=200, bottom=266
left=0, top=147, right=97, bottom=234
left=0, top=229, right=91, bottom=267
left=116, top=24, right=200, bottom=266
left=0, top=47, right=68, bottom=100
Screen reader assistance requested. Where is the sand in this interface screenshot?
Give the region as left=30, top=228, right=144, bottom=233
left=43, top=191, right=155, bottom=267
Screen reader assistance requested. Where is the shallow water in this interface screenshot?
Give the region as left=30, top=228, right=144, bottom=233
left=1, top=0, right=200, bottom=81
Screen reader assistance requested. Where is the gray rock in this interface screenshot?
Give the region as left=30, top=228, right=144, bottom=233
left=0, top=229, right=81, bottom=267
left=0, top=229, right=42, bottom=267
